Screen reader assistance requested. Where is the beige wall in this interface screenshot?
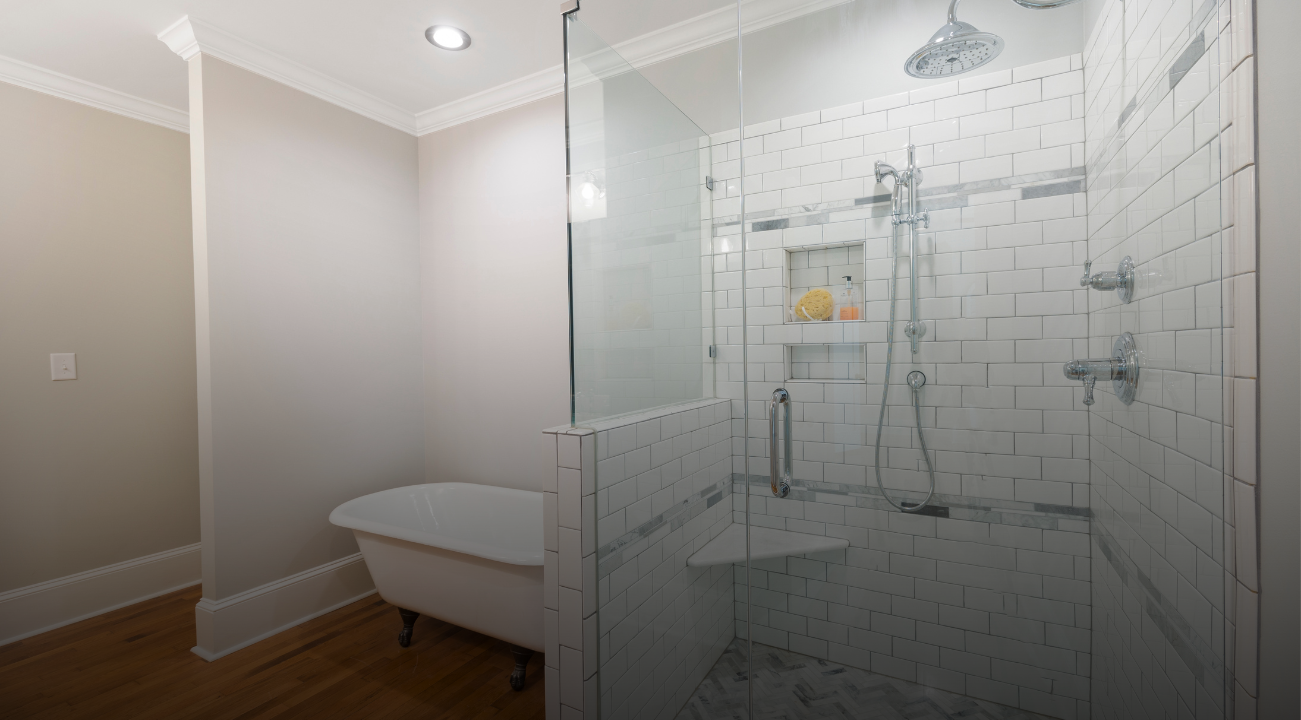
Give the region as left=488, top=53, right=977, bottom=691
left=190, top=57, right=425, bottom=600
left=0, top=82, right=199, bottom=593
left=417, top=95, right=570, bottom=493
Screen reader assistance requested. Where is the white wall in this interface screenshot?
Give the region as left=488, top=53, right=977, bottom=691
left=188, top=55, right=424, bottom=614
left=417, top=96, right=571, bottom=493
left=0, top=80, right=200, bottom=640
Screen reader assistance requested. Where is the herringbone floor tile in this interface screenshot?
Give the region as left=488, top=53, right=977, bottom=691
left=677, top=640, right=1057, bottom=720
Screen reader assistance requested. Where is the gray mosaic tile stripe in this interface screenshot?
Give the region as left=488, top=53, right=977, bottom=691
left=1092, top=519, right=1226, bottom=693
left=597, top=477, right=731, bottom=579
left=1086, top=0, right=1219, bottom=185
left=715, top=169, right=1086, bottom=234
left=733, top=474, right=1090, bottom=529
left=1168, top=31, right=1208, bottom=92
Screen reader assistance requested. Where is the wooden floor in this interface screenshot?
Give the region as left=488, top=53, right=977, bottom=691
left=0, top=585, right=546, bottom=720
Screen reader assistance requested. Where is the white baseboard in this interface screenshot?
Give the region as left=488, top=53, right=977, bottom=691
left=192, top=553, right=375, bottom=661
left=0, top=544, right=202, bottom=646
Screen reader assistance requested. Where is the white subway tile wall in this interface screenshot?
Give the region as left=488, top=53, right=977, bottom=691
left=544, top=427, right=600, bottom=720
left=586, top=400, right=735, bottom=720
left=708, top=54, right=1094, bottom=719
left=1082, top=0, right=1251, bottom=718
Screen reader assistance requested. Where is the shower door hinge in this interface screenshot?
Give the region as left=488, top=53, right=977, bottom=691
left=560, top=0, right=579, bottom=14
left=705, top=175, right=715, bottom=192
left=709, top=345, right=717, bottom=358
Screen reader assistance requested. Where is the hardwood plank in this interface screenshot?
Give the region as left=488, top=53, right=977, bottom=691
left=0, top=586, right=546, bottom=720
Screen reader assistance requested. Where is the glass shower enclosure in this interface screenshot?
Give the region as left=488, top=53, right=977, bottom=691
left=564, top=1, right=1237, bottom=718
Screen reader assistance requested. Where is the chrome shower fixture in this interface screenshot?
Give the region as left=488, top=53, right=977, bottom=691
left=1011, top=0, right=1083, bottom=7
left=872, top=145, right=936, bottom=515
left=1064, top=333, right=1140, bottom=406
left=905, top=0, right=1005, bottom=78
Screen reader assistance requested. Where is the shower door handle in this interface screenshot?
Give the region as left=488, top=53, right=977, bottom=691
left=769, top=389, right=792, bottom=498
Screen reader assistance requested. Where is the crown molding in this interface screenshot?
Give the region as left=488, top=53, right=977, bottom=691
left=619, top=0, right=849, bottom=69
left=415, top=0, right=850, bottom=136
left=153, top=0, right=849, bottom=139
left=415, top=64, right=564, bottom=135
left=0, top=54, right=189, bottom=133
left=158, top=16, right=417, bottom=135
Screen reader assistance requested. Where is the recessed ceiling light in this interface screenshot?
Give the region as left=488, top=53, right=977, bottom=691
left=426, top=25, right=470, bottom=51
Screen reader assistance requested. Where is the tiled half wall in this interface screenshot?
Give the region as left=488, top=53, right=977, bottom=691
left=546, top=399, right=735, bottom=720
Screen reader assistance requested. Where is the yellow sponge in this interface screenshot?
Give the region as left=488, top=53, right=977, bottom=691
left=794, top=289, right=833, bottom=321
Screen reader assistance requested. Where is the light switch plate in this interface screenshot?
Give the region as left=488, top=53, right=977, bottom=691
left=50, top=353, right=77, bottom=380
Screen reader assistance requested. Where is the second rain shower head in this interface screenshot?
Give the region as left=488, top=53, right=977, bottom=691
left=904, top=0, right=1005, bottom=79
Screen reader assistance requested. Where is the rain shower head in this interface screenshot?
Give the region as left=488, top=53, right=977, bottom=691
left=904, top=0, right=1004, bottom=79
left=1011, top=0, right=1083, bottom=7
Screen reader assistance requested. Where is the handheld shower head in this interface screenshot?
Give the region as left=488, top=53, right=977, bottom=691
left=904, top=0, right=1005, bottom=79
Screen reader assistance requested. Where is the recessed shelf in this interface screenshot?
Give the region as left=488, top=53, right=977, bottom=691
left=687, top=524, right=850, bottom=567
left=787, top=343, right=865, bottom=383
left=785, top=241, right=867, bottom=326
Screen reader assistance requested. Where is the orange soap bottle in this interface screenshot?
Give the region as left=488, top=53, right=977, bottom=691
left=837, top=275, right=861, bottom=321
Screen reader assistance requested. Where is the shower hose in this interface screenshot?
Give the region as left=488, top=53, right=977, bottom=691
left=873, top=222, right=937, bottom=513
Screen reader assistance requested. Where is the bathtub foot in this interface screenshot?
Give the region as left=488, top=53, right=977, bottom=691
left=397, top=608, right=419, bottom=648
left=509, top=645, right=533, bottom=691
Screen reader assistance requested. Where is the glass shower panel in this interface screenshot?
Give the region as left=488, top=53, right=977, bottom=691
left=565, top=13, right=733, bottom=720
left=1084, top=1, right=1232, bottom=717
left=566, top=14, right=715, bottom=426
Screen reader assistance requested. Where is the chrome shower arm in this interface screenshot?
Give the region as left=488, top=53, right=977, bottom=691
left=948, top=0, right=962, bottom=23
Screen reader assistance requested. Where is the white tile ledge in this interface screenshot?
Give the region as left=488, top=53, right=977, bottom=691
left=545, top=398, right=729, bottom=435
left=686, top=524, right=848, bottom=567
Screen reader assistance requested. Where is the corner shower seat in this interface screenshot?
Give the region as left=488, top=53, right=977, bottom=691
left=685, top=524, right=849, bottom=568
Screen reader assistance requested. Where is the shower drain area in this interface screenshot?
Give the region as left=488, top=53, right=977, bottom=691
left=675, top=639, right=1055, bottom=720
left=786, top=343, right=866, bottom=383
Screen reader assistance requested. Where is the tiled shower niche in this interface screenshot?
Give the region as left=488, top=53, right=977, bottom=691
left=787, top=344, right=866, bottom=382
left=786, top=242, right=868, bottom=325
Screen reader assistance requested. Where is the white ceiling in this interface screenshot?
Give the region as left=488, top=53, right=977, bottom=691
left=0, top=0, right=723, bottom=118
left=0, top=0, right=1089, bottom=136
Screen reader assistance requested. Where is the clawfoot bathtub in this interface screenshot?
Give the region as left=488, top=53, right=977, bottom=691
left=330, top=483, right=544, bottom=690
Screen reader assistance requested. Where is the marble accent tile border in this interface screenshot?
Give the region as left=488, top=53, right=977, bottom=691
left=733, top=474, right=1091, bottom=529
left=1168, top=32, right=1209, bottom=92
left=1086, top=0, right=1220, bottom=185
left=596, top=477, right=731, bottom=579
left=1092, top=518, right=1225, bottom=691
left=713, top=168, right=1086, bottom=233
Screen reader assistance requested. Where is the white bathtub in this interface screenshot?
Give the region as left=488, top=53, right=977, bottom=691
left=329, top=483, right=544, bottom=661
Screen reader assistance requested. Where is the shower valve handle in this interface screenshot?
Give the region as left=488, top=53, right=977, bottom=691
left=1063, top=333, right=1140, bottom=407
left=1080, top=256, right=1136, bottom=303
